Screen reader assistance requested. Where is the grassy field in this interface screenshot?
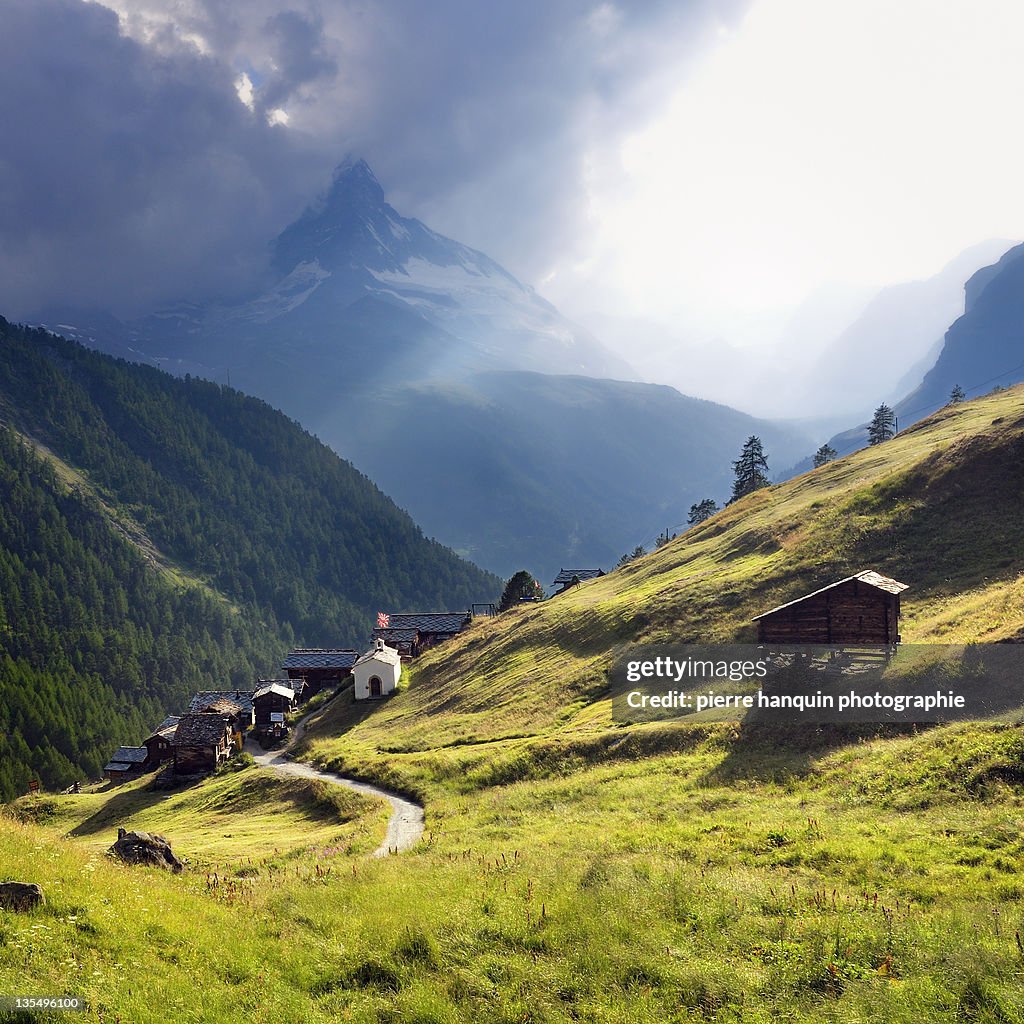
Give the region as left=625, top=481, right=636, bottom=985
left=4, top=386, right=1024, bottom=1022
left=292, top=384, right=1024, bottom=798
left=5, top=761, right=388, bottom=866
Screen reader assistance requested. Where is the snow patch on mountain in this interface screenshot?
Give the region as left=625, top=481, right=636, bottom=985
left=228, top=260, right=332, bottom=323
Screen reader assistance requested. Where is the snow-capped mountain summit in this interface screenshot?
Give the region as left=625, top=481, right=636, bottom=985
left=54, top=158, right=627, bottom=388
left=193, top=158, right=629, bottom=383
left=36, top=159, right=817, bottom=581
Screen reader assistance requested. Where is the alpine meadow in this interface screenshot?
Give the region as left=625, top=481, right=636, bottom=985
left=5, top=3, right=1024, bottom=1023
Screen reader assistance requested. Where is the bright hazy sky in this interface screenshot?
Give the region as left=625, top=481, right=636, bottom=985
left=544, top=0, right=1024, bottom=335
left=2, top=0, right=1022, bottom=350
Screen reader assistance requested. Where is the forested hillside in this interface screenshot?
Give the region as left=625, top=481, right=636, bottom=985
left=0, top=319, right=498, bottom=799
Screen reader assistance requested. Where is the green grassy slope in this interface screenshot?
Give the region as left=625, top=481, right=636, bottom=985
left=296, top=384, right=1024, bottom=791
left=8, top=763, right=387, bottom=865
left=5, top=386, right=1024, bottom=1024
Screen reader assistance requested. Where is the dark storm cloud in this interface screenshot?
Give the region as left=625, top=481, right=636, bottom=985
left=0, top=0, right=748, bottom=317
left=256, top=10, right=338, bottom=117
left=0, top=0, right=330, bottom=317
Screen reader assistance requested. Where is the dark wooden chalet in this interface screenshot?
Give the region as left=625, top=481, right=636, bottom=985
left=188, top=690, right=255, bottom=729
left=142, top=716, right=180, bottom=768
left=551, top=569, right=605, bottom=596
left=103, top=746, right=149, bottom=783
left=253, top=682, right=296, bottom=738
left=280, top=650, right=359, bottom=699
left=372, top=612, right=471, bottom=657
left=172, top=714, right=233, bottom=774
left=752, top=570, right=908, bottom=647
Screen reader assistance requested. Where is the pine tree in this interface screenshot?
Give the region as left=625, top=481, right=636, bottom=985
left=497, top=570, right=544, bottom=611
left=812, top=443, right=837, bottom=468
left=730, top=436, right=770, bottom=503
left=616, top=545, right=647, bottom=568
left=687, top=499, right=718, bottom=525
left=867, top=404, right=896, bottom=445
left=949, top=384, right=965, bottom=405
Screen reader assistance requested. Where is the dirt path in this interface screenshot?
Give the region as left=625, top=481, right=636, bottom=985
left=245, top=718, right=424, bottom=858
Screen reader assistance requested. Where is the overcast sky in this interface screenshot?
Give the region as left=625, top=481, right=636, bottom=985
left=2, top=0, right=1023, bottom=345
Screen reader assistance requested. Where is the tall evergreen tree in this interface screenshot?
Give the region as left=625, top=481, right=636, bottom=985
left=730, top=436, right=770, bottom=503
left=867, top=404, right=896, bottom=445
left=812, top=443, right=837, bottom=468
left=687, top=499, right=718, bottom=525
left=498, top=571, right=544, bottom=611
left=949, top=384, right=966, bottom=405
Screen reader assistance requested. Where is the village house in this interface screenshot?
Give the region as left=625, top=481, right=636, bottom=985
left=372, top=612, right=471, bottom=657
left=280, top=649, right=359, bottom=699
left=188, top=690, right=255, bottom=730
left=103, top=745, right=149, bottom=783
left=172, top=713, right=233, bottom=774
left=550, top=569, right=605, bottom=596
left=252, top=681, right=296, bottom=740
left=352, top=639, right=402, bottom=700
left=752, top=570, right=908, bottom=647
left=141, top=716, right=180, bottom=768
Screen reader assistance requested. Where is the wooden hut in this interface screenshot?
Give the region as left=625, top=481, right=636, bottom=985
left=752, top=570, right=908, bottom=647
left=550, top=569, right=605, bottom=596
left=280, top=650, right=359, bottom=699
left=252, top=682, right=296, bottom=739
left=188, top=690, right=255, bottom=729
left=142, top=716, right=180, bottom=768
left=372, top=612, right=470, bottom=658
left=172, top=714, right=233, bottom=774
left=103, top=746, right=149, bottom=783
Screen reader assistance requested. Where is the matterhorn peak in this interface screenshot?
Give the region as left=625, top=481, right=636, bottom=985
left=326, top=156, right=385, bottom=206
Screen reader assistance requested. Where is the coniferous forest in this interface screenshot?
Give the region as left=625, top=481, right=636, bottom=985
left=0, top=319, right=499, bottom=799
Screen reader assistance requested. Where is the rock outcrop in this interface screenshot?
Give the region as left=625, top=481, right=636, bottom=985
left=0, top=881, right=45, bottom=911
left=108, top=828, right=184, bottom=873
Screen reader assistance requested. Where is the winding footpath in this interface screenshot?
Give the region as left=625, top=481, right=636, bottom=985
left=245, top=712, right=424, bottom=858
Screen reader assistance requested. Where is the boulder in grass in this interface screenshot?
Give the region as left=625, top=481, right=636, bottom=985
left=0, top=881, right=45, bottom=912
left=108, top=828, right=184, bottom=873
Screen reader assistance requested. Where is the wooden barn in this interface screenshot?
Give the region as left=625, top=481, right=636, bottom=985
left=252, top=682, right=296, bottom=739
left=551, top=569, right=605, bottom=596
left=752, top=570, right=908, bottom=647
left=103, top=746, right=149, bottom=783
left=280, top=649, right=359, bottom=699
left=142, top=716, right=180, bottom=768
left=372, top=612, right=470, bottom=658
left=172, top=714, right=233, bottom=774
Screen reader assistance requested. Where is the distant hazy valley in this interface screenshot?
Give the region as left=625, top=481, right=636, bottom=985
left=33, top=160, right=1024, bottom=579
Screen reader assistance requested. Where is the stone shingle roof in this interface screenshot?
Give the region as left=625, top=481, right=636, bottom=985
left=375, top=612, right=469, bottom=635
left=252, top=682, right=296, bottom=701
left=371, top=627, right=419, bottom=645
left=103, top=745, right=148, bottom=771
left=172, top=714, right=231, bottom=748
left=281, top=649, right=359, bottom=671
left=552, top=569, right=604, bottom=587
left=188, top=690, right=254, bottom=716
left=752, top=570, right=910, bottom=621
left=355, top=642, right=401, bottom=667
left=196, top=697, right=244, bottom=717
left=147, top=716, right=181, bottom=741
